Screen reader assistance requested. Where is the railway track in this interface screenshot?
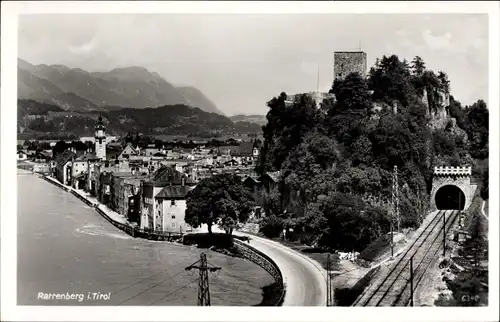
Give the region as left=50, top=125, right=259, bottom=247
left=393, top=210, right=459, bottom=306
left=354, top=210, right=459, bottom=307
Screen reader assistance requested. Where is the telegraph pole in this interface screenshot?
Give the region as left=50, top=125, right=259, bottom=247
left=185, top=253, right=221, bottom=306
left=390, top=165, right=400, bottom=257
left=409, top=255, right=414, bottom=307
left=326, top=254, right=331, bottom=306
left=443, top=211, right=447, bottom=256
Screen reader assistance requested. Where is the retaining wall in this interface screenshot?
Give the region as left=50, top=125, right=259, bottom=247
left=41, top=174, right=285, bottom=305
left=41, top=175, right=182, bottom=241
left=233, top=239, right=285, bottom=306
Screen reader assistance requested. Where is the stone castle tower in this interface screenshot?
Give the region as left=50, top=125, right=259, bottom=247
left=333, top=51, right=367, bottom=81
left=94, top=115, right=107, bottom=160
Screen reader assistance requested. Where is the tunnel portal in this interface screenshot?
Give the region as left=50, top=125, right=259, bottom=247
left=435, top=185, right=466, bottom=210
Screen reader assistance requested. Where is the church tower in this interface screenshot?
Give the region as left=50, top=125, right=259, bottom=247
left=94, top=114, right=107, bottom=160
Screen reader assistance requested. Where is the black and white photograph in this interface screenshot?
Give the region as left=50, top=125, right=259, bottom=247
left=1, top=1, right=498, bottom=322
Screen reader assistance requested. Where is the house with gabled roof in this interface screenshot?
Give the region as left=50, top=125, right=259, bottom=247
left=118, top=143, right=139, bottom=160
left=106, top=145, right=123, bottom=161
left=71, top=153, right=100, bottom=189
left=55, top=150, right=76, bottom=185
left=17, top=150, right=28, bottom=161
left=141, top=165, right=196, bottom=232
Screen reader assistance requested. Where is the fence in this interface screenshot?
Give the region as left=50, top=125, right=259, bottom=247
left=233, top=238, right=285, bottom=306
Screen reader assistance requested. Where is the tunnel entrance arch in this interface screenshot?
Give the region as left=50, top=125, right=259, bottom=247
left=435, top=185, right=466, bottom=210
left=430, top=166, right=476, bottom=211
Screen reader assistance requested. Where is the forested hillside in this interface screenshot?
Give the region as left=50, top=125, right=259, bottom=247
left=17, top=99, right=261, bottom=140
left=255, top=54, right=489, bottom=252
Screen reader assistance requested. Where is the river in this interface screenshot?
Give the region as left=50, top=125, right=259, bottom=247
left=17, top=171, right=273, bottom=306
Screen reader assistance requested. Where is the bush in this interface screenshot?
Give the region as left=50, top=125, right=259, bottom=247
left=260, top=215, right=285, bottom=238
left=334, top=267, right=379, bottom=306
left=182, top=232, right=234, bottom=248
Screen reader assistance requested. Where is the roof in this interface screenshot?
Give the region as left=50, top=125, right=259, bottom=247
left=55, top=150, right=75, bottom=167
left=155, top=185, right=195, bottom=199
left=149, top=165, right=196, bottom=186
left=73, top=172, right=86, bottom=179
left=243, top=176, right=261, bottom=184
left=112, top=172, right=137, bottom=178
left=220, top=145, right=240, bottom=155
left=106, top=146, right=123, bottom=161
left=264, top=171, right=281, bottom=183
left=74, top=153, right=99, bottom=162
left=38, top=151, right=52, bottom=158
left=239, top=142, right=254, bottom=156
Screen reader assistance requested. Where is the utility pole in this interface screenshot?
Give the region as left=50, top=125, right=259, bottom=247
left=444, top=211, right=447, bottom=256
left=390, top=217, right=394, bottom=257
left=326, top=253, right=331, bottom=306
left=410, top=255, right=414, bottom=307
left=185, top=253, right=221, bottom=306
left=390, top=165, right=400, bottom=257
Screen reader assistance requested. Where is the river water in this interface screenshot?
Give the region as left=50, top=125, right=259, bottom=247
left=17, top=171, right=273, bottom=306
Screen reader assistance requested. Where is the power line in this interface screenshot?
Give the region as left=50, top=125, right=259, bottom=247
left=186, top=252, right=221, bottom=306
left=112, top=261, right=189, bottom=296
left=117, top=269, right=187, bottom=305
left=147, top=278, right=199, bottom=306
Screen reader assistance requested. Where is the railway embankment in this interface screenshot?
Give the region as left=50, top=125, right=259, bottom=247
left=351, top=210, right=459, bottom=306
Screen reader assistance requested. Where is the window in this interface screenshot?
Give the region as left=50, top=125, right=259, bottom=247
left=171, top=215, right=176, bottom=219
left=171, top=200, right=176, bottom=206
left=172, top=222, right=176, bottom=228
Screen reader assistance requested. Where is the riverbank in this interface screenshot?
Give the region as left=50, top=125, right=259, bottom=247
left=17, top=173, right=276, bottom=306
left=41, top=175, right=185, bottom=241
left=37, top=174, right=286, bottom=305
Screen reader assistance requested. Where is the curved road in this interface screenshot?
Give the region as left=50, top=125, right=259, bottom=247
left=199, top=225, right=327, bottom=306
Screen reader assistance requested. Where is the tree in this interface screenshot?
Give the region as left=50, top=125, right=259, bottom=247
left=411, top=56, right=426, bottom=76
left=328, top=72, right=372, bottom=146
left=52, top=141, right=69, bottom=158
left=437, top=71, right=450, bottom=93
left=465, top=100, right=489, bottom=159
left=185, top=174, right=255, bottom=235
left=480, top=166, right=489, bottom=200
left=368, top=54, right=414, bottom=108
left=259, top=92, right=320, bottom=174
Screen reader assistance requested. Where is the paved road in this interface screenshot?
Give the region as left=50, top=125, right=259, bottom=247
left=198, top=225, right=327, bottom=306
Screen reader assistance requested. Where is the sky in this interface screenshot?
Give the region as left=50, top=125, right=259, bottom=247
left=18, top=14, right=488, bottom=116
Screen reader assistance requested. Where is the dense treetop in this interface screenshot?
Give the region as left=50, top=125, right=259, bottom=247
left=256, top=54, right=489, bottom=251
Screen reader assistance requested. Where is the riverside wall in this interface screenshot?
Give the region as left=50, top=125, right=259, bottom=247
left=40, top=174, right=285, bottom=305
left=233, top=239, right=285, bottom=306
left=40, top=175, right=182, bottom=241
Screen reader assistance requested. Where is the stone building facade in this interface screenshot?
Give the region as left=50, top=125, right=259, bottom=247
left=333, top=51, right=367, bottom=81
left=141, top=166, right=196, bottom=232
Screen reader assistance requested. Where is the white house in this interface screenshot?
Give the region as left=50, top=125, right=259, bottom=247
left=17, top=150, right=28, bottom=161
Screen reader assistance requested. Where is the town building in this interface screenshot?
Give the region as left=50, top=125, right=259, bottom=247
left=118, top=143, right=140, bottom=160
left=110, top=172, right=145, bottom=225
left=55, top=150, right=75, bottom=186
left=141, top=166, right=196, bottom=232
left=285, top=91, right=335, bottom=109
left=94, top=115, right=107, bottom=160
left=17, top=150, right=28, bottom=161
left=71, top=154, right=100, bottom=189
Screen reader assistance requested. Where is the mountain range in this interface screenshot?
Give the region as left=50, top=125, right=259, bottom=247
left=17, top=99, right=262, bottom=140
left=17, top=58, right=224, bottom=115
left=229, top=114, right=267, bottom=126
